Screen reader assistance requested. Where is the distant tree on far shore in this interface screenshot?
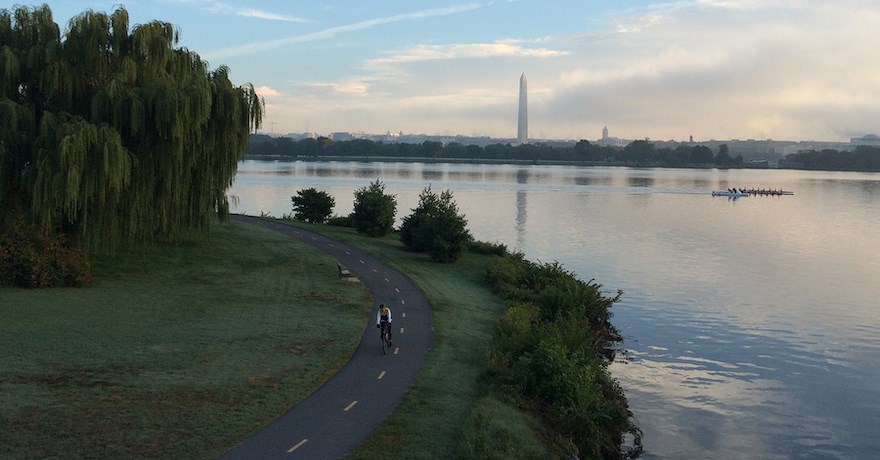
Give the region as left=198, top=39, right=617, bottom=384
left=784, top=146, right=880, bottom=172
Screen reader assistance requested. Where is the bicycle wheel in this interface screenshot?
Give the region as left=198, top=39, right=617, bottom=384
left=381, top=327, right=387, bottom=354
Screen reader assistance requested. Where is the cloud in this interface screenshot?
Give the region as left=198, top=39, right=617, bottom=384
left=236, top=8, right=307, bottom=23
left=205, top=3, right=484, bottom=60
left=521, top=0, right=880, bottom=141
left=167, top=1, right=309, bottom=23
left=254, top=85, right=282, bottom=97
left=305, top=81, right=369, bottom=96
left=368, top=42, right=566, bottom=66
left=249, top=0, right=880, bottom=141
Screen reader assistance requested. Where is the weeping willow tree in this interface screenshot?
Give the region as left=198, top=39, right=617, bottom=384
left=0, top=5, right=262, bottom=253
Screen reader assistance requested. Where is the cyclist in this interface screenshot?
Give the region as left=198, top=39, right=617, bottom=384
left=376, top=303, right=392, bottom=346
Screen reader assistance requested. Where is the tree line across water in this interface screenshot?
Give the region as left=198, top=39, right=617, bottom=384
left=250, top=134, right=880, bottom=172
left=249, top=135, right=744, bottom=167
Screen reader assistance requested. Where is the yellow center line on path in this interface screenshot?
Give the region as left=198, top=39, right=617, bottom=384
left=384, top=277, right=389, bottom=282
left=311, top=236, right=317, bottom=240
left=400, top=327, right=405, bottom=334
left=287, top=439, right=308, bottom=453
left=359, top=260, right=365, bottom=264
left=378, top=371, right=387, bottom=379
left=402, top=312, right=406, bottom=318
left=395, top=288, right=400, bottom=293
left=394, top=348, right=400, bottom=355
left=328, top=243, right=334, bottom=247
left=400, top=299, right=405, bottom=305
left=344, top=400, right=358, bottom=412
left=345, top=251, right=351, bottom=255
left=372, top=269, right=378, bottom=273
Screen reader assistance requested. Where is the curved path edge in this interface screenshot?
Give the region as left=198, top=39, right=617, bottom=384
left=218, top=215, right=434, bottom=459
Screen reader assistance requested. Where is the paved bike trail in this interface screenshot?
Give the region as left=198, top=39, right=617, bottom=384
left=218, top=215, right=434, bottom=459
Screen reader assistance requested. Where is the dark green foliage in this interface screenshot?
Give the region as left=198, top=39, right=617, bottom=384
left=0, top=207, right=91, bottom=287
left=326, top=214, right=354, bottom=228
left=476, top=254, right=642, bottom=459
left=352, top=179, right=396, bottom=237
left=469, top=240, right=508, bottom=256
left=0, top=4, right=263, bottom=264
left=784, top=146, right=880, bottom=171
left=290, top=187, right=335, bottom=223
left=399, top=186, right=472, bottom=262
left=246, top=137, right=880, bottom=172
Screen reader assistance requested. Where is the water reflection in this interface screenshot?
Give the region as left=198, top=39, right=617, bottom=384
left=611, top=301, right=875, bottom=459
left=628, top=176, right=655, bottom=188
left=421, top=168, right=442, bottom=181
left=516, top=190, right=527, bottom=245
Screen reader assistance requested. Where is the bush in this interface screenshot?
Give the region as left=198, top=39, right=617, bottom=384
left=469, top=240, right=508, bottom=256
left=399, top=186, right=472, bottom=262
left=291, top=188, right=335, bottom=223
left=0, top=209, right=92, bottom=288
left=483, top=252, right=525, bottom=292
left=352, top=179, right=397, bottom=236
left=326, top=214, right=354, bottom=227
left=478, top=253, right=641, bottom=459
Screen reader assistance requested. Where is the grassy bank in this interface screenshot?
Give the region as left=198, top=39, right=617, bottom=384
left=0, top=221, right=372, bottom=458
left=1, top=216, right=566, bottom=458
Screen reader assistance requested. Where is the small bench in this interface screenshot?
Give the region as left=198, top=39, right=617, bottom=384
left=337, top=262, right=353, bottom=279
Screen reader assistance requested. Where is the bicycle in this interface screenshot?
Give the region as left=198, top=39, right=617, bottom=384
left=379, top=320, right=392, bottom=354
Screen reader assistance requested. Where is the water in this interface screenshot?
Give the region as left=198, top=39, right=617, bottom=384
left=229, top=161, right=880, bottom=459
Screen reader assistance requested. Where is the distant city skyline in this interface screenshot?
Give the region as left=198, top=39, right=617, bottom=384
left=34, top=1, right=880, bottom=142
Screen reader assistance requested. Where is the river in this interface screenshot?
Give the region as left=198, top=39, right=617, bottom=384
left=229, top=160, right=880, bottom=459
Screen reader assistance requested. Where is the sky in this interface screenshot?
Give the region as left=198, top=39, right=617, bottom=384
left=29, top=1, right=880, bottom=142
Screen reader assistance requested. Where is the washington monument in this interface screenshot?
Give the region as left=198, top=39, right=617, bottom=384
left=517, top=73, right=528, bottom=145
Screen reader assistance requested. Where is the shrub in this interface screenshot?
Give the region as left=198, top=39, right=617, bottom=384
left=291, top=188, right=335, bottom=223
left=0, top=209, right=92, bottom=288
left=479, top=253, right=641, bottom=459
left=326, top=214, right=354, bottom=228
left=399, top=186, right=472, bottom=262
left=469, top=240, right=508, bottom=256
left=352, top=179, right=397, bottom=236
left=483, top=252, right=525, bottom=292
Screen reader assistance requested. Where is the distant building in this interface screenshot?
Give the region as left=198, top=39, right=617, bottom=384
left=330, top=132, right=354, bottom=141
left=517, top=73, right=528, bottom=145
left=596, top=126, right=628, bottom=147
left=850, top=134, right=880, bottom=147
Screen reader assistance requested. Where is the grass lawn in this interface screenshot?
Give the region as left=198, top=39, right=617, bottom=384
left=0, top=221, right=372, bottom=459
left=1, top=217, right=515, bottom=459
